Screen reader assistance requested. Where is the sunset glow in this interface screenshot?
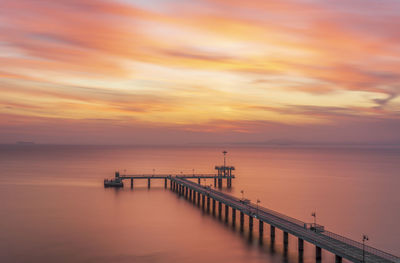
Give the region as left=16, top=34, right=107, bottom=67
left=1, top=0, right=400, bottom=143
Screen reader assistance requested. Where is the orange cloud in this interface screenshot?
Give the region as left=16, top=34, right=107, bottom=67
left=0, top=0, right=400, bottom=143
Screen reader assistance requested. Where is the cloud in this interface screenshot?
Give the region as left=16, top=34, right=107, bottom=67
left=0, top=0, right=400, bottom=143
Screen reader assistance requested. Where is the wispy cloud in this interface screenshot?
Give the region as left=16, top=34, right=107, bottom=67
left=0, top=0, right=399, bottom=143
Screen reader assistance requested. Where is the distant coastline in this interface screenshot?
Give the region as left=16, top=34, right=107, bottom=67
left=16, top=141, right=36, bottom=145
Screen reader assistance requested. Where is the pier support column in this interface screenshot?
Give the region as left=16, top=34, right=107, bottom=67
left=335, top=255, right=342, bottom=263
left=130, top=178, right=133, bottom=188
left=298, top=238, right=304, bottom=252
left=259, top=220, right=263, bottom=237
left=202, top=194, right=205, bottom=210
left=240, top=212, right=244, bottom=231
left=232, top=208, right=236, bottom=226
left=148, top=178, right=151, bottom=188
left=225, top=204, right=229, bottom=222
left=207, top=196, right=210, bottom=212
left=193, top=191, right=196, bottom=203
left=316, top=246, right=322, bottom=261
left=283, top=232, right=289, bottom=246
left=249, top=216, right=253, bottom=233
left=197, top=192, right=201, bottom=206
left=164, top=178, right=167, bottom=188
left=270, top=225, right=275, bottom=241
left=212, top=199, right=216, bottom=215
left=218, top=202, right=222, bottom=219
left=186, top=187, right=189, bottom=198
left=170, top=179, right=172, bottom=189
left=189, top=189, right=192, bottom=200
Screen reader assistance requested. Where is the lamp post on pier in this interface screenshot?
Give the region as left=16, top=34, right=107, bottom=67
left=362, top=234, right=369, bottom=263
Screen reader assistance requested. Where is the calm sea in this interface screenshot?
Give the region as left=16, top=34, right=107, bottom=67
left=0, top=145, right=399, bottom=263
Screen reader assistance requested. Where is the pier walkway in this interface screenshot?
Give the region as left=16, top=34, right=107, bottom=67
left=118, top=172, right=235, bottom=188
left=170, top=177, right=400, bottom=263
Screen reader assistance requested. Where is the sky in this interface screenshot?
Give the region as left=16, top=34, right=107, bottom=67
left=0, top=0, right=400, bottom=144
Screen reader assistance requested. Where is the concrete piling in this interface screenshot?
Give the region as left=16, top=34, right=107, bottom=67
left=270, top=225, right=275, bottom=241
left=240, top=212, right=244, bottom=231
left=335, top=255, right=342, bottom=263
left=212, top=199, right=216, bottom=215
left=225, top=204, right=229, bottom=222
left=298, top=238, right=304, bottom=252
left=284, top=231, right=289, bottom=246
left=316, top=246, right=322, bottom=261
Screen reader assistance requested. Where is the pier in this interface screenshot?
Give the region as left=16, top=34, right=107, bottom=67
left=169, top=178, right=399, bottom=263
left=104, top=153, right=399, bottom=263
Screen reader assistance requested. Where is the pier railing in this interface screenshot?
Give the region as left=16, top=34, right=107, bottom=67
left=322, top=230, right=399, bottom=262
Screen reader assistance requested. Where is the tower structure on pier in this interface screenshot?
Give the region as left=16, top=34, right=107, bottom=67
left=215, top=151, right=235, bottom=188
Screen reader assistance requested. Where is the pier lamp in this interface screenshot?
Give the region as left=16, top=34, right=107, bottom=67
left=311, top=212, right=316, bottom=226
left=241, top=190, right=244, bottom=200
left=362, top=234, right=369, bottom=263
